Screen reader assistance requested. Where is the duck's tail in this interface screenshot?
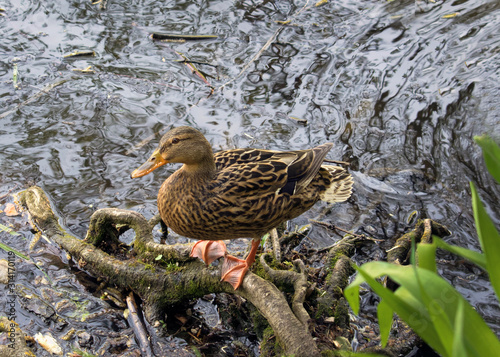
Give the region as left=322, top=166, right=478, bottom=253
left=319, top=165, right=353, bottom=203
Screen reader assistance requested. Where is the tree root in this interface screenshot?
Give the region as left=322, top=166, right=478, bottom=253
left=386, top=218, right=451, bottom=265
left=316, top=234, right=362, bottom=329
left=17, top=186, right=321, bottom=356
left=260, top=254, right=313, bottom=332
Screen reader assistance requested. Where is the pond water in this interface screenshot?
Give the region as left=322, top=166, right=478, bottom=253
left=1, top=0, right=499, bottom=355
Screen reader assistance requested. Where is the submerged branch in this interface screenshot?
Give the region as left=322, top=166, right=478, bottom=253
left=387, top=218, right=451, bottom=265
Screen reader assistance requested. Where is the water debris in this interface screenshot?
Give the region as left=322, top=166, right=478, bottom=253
left=276, top=19, right=292, bottom=25
left=72, top=66, right=95, bottom=74
left=0, top=8, right=5, bottom=16
left=288, top=116, right=308, bottom=125
left=0, top=241, right=29, bottom=260
left=315, top=0, right=328, bottom=6
left=465, top=59, right=480, bottom=68
left=13, top=63, right=18, bottom=88
left=63, top=50, right=96, bottom=58
left=442, top=12, right=460, bottom=19
left=176, top=51, right=214, bottom=92
left=150, top=32, right=218, bottom=42
left=0, top=223, right=20, bottom=236
left=34, top=332, right=63, bottom=355
left=4, top=202, right=19, bottom=216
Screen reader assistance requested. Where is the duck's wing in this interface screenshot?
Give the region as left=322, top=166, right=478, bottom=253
left=284, top=143, right=333, bottom=194
left=214, top=149, right=276, bottom=169
left=212, top=143, right=333, bottom=198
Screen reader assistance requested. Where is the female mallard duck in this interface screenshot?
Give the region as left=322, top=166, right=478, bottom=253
left=131, top=126, right=353, bottom=289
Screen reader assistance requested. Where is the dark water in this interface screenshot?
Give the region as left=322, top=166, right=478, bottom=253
left=1, top=0, right=499, bottom=354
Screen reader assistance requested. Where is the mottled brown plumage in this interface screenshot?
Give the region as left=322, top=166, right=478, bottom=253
left=131, top=126, right=353, bottom=289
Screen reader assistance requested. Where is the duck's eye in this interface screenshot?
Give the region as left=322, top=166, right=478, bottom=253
left=172, top=138, right=180, bottom=144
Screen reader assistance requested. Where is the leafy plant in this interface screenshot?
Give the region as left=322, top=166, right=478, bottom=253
left=344, top=135, right=500, bottom=356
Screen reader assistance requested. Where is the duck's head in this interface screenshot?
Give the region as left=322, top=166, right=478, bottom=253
left=130, top=126, right=213, bottom=178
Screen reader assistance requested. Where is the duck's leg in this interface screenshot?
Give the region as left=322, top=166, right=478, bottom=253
left=221, top=238, right=260, bottom=290
left=190, top=240, right=227, bottom=265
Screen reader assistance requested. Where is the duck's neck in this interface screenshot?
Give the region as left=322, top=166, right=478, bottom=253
left=181, top=155, right=216, bottom=181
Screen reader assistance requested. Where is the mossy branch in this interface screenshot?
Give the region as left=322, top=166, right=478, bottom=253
left=17, top=186, right=321, bottom=356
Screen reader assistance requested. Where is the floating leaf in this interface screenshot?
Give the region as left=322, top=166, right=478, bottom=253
left=4, top=202, right=19, bottom=216
left=34, top=332, right=63, bottom=355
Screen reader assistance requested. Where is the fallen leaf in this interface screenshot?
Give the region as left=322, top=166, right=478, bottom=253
left=4, top=203, right=19, bottom=216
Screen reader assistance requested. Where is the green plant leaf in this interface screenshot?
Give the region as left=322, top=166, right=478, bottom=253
left=0, top=222, right=21, bottom=236
left=345, top=262, right=500, bottom=356
left=345, top=263, right=446, bottom=355
left=417, top=242, right=437, bottom=273
left=376, top=299, right=393, bottom=347
left=415, top=263, right=453, bottom=356
left=452, top=299, right=467, bottom=357
left=471, top=181, right=500, bottom=302
left=433, top=236, right=486, bottom=270
left=474, top=135, right=500, bottom=184
left=0, top=241, right=29, bottom=260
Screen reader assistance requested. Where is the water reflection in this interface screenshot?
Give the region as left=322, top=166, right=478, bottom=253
left=1, top=0, right=500, bottom=352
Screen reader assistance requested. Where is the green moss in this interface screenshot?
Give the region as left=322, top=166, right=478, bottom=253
left=333, top=298, right=350, bottom=329
left=260, top=326, right=284, bottom=356
left=248, top=303, right=269, bottom=339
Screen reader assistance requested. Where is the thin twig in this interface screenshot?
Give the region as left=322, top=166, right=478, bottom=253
left=126, top=292, right=153, bottom=357
left=0, top=79, right=69, bottom=119
left=270, top=228, right=281, bottom=262
left=309, top=219, right=374, bottom=240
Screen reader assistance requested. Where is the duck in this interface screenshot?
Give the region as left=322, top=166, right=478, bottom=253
left=131, top=126, right=353, bottom=289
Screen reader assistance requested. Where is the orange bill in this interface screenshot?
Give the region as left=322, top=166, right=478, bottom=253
left=130, top=149, right=168, bottom=178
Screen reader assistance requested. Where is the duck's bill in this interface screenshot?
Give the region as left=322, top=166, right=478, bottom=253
left=130, top=150, right=168, bottom=178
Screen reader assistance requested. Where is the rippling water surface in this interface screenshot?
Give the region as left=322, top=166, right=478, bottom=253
left=1, top=0, right=499, bottom=353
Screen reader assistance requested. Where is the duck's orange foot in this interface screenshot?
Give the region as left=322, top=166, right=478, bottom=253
left=190, top=240, right=227, bottom=265
left=220, top=239, right=261, bottom=290
left=221, top=255, right=250, bottom=290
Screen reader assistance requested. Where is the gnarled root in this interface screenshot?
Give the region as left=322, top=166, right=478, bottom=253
left=17, top=186, right=320, bottom=356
